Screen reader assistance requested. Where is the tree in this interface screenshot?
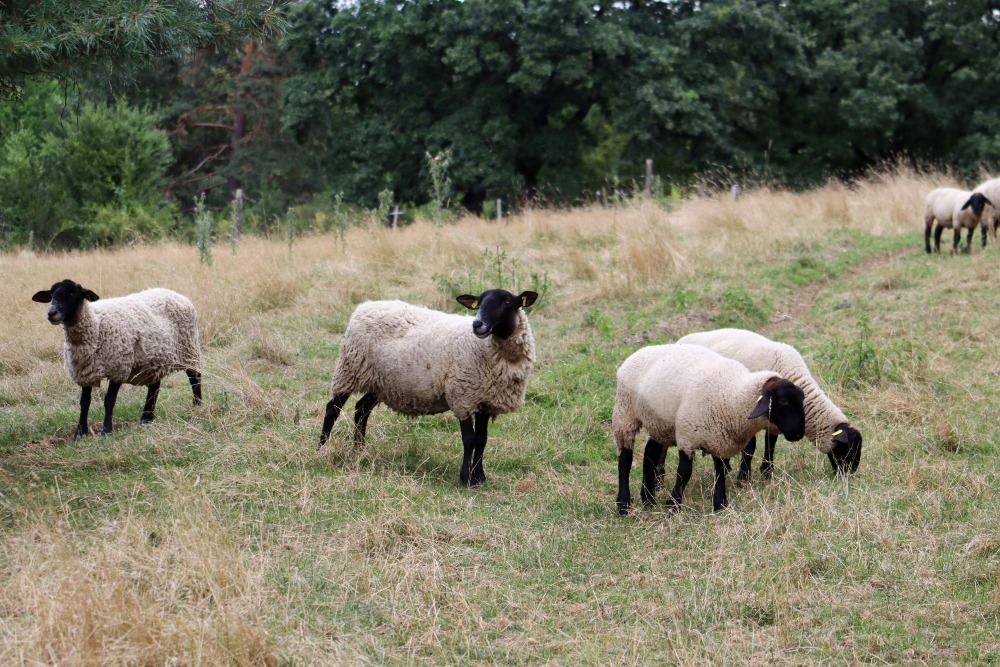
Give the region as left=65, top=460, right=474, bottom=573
left=0, top=0, right=285, bottom=98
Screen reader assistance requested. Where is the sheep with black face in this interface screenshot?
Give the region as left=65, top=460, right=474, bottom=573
left=924, top=188, right=992, bottom=254
left=319, top=289, right=537, bottom=486
left=32, top=279, right=202, bottom=439
left=613, top=343, right=805, bottom=515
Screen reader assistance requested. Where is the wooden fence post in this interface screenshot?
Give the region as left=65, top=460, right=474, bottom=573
left=234, top=188, right=244, bottom=240
left=644, top=159, right=653, bottom=200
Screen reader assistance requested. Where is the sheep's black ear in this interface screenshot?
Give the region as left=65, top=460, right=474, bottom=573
left=517, top=291, right=538, bottom=308
left=746, top=393, right=770, bottom=420
left=456, top=294, right=480, bottom=310
left=32, top=290, right=52, bottom=303
left=82, top=289, right=100, bottom=302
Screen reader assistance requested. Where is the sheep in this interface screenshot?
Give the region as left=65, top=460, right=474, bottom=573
left=32, top=279, right=202, bottom=439
left=318, top=288, right=538, bottom=487
left=923, top=187, right=992, bottom=254
left=677, top=328, right=862, bottom=484
left=613, top=343, right=805, bottom=514
left=973, top=177, right=1000, bottom=243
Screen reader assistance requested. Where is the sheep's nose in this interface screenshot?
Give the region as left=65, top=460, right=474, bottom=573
left=47, top=308, right=62, bottom=324
left=472, top=319, right=490, bottom=338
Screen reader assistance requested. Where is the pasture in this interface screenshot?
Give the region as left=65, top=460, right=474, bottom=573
left=1, top=168, right=998, bottom=664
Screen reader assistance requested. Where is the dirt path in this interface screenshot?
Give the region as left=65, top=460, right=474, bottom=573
left=763, top=246, right=917, bottom=334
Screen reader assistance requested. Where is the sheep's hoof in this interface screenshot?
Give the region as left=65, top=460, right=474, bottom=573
left=616, top=499, right=631, bottom=516
left=735, top=475, right=751, bottom=488
left=99, top=427, right=113, bottom=436
left=139, top=415, right=155, bottom=425
left=72, top=427, right=90, bottom=440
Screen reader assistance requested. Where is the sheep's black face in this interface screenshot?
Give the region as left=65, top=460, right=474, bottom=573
left=31, top=279, right=100, bottom=325
left=749, top=377, right=806, bottom=442
left=829, top=424, right=862, bottom=475
left=961, top=193, right=992, bottom=215
left=456, top=289, right=538, bottom=339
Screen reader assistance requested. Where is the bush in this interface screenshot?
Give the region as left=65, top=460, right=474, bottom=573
left=0, top=101, right=176, bottom=248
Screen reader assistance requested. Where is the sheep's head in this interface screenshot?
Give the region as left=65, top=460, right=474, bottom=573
left=828, top=423, right=862, bottom=475
left=747, top=376, right=806, bottom=442
left=961, top=193, right=992, bottom=215
left=32, top=279, right=100, bottom=325
left=456, top=289, right=538, bottom=339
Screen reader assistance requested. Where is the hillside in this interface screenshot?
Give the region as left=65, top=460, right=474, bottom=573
left=1, top=168, right=998, bottom=664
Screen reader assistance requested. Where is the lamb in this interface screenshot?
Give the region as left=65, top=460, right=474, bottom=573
left=677, top=328, right=862, bottom=484
left=613, top=343, right=805, bottom=514
left=32, top=279, right=202, bottom=439
left=973, top=177, right=1000, bottom=243
left=318, top=288, right=538, bottom=487
left=923, top=187, right=992, bottom=254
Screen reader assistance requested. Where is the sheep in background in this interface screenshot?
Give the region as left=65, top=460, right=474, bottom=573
left=32, top=279, right=202, bottom=439
left=318, top=289, right=538, bottom=487
left=613, top=343, right=805, bottom=514
left=924, top=187, right=992, bottom=254
left=677, top=328, right=862, bottom=484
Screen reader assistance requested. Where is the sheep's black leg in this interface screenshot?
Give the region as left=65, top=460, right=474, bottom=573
left=353, top=393, right=378, bottom=448
left=760, top=432, right=778, bottom=478
left=459, top=417, right=476, bottom=486
left=616, top=446, right=634, bottom=515
left=640, top=438, right=663, bottom=506
left=100, top=381, right=122, bottom=435
left=981, top=223, right=989, bottom=248
left=737, top=436, right=756, bottom=485
left=186, top=369, right=202, bottom=405
left=711, top=455, right=729, bottom=512
left=75, top=386, right=92, bottom=440
left=934, top=225, right=943, bottom=253
left=667, top=450, right=693, bottom=512
left=140, top=382, right=160, bottom=424
left=319, top=392, right=349, bottom=449
left=470, top=411, right=490, bottom=486
left=653, top=442, right=667, bottom=493
left=964, top=227, right=973, bottom=253
left=924, top=222, right=933, bottom=254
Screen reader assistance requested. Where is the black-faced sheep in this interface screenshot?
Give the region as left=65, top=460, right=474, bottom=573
left=318, top=289, right=538, bottom=487
left=924, top=188, right=992, bottom=254
left=677, top=328, right=862, bottom=484
left=974, top=177, right=1000, bottom=243
left=613, top=343, right=805, bottom=514
left=32, top=279, right=202, bottom=439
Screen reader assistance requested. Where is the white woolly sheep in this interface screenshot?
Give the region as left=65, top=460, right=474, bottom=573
left=923, top=187, right=992, bottom=254
left=318, top=288, right=538, bottom=487
left=677, top=328, right=862, bottom=484
left=973, top=177, right=1000, bottom=243
left=613, top=343, right=805, bottom=514
left=32, top=279, right=202, bottom=438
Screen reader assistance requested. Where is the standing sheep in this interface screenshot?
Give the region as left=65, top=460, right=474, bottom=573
left=923, top=187, right=992, bottom=254
left=32, top=279, right=202, bottom=439
left=677, top=328, right=862, bottom=484
left=613, top=343, right=805, bottom=514
left=973, top=177, right=1000, bottom=243
left=318, top=288, right=538, bottom=487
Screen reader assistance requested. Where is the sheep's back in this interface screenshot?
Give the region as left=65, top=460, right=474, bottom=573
left=90, top=289, right=200, bottom=385
left=332, top=301, right=476, bottom=416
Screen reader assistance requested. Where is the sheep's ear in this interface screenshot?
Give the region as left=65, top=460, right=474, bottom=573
left=83, top=289, right=99, bottom=302
left=518, top=291, right=538, bottom=308
left=456, top=294, right=480, bottom=310
left=746, top=393, right=771, bottom=420
left=32, top=290, right=52, bottom=303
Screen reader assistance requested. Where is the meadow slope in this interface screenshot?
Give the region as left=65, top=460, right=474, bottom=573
left=1, top=169, right=998, bottom=664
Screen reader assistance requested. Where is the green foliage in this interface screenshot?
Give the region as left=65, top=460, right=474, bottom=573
left=815, top=317, right=924, bottom=388
left=713, top=287, right=771, bottom=329
left=432, top=247, right=551, bottom=311
left=0, top=100, right=177, bottom=248
left=0, top=0, right=285, bottom=98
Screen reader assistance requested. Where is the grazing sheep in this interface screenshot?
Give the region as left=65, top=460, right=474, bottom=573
left=973, top=177, right=1000, bottom=243
left=924, top=187, right=992, bottom=254
left=677, top=328, right=862, bottom=484
left=613, top=343, right=805, bottom=514
left=318, top=289, right=538, bottom=487
left=32, top=279, right=202, bottom=439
